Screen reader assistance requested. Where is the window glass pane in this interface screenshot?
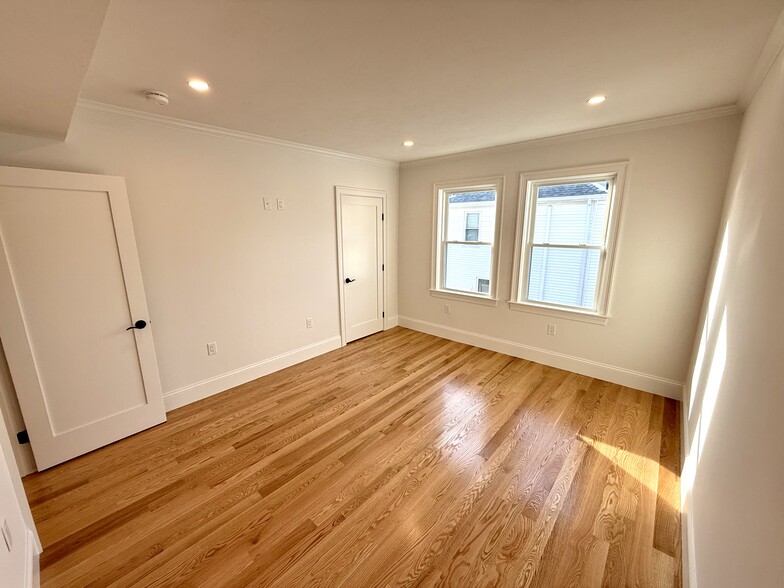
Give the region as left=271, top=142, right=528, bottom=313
left=477, top=278, right=490, bottom=293
left=444, top=243, right=491, bottom=294
left=527, top=245, right=600, bottom=309
left=446, top=190, right=496, bottom=242
left=533, top=182, right=609, bottom=246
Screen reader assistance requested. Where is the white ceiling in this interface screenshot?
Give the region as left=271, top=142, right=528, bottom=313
left=0, top=0, right=110, bottom=139
left=78, top=0, right=783, bottom=161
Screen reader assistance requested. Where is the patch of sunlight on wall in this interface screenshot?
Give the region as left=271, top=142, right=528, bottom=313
left=689, top=226, right=729, bottom=420
left=697, top=309, right=727, bottom=456
left=681, top=423, right=698, bottom=509
left=689, top=322, right=709, bottom=421
left=682, top=308, right=728, bottom=508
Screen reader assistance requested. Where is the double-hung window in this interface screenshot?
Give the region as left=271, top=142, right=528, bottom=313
left=431, top=177, right=504, bottom=303
left=511, top=163, right=627, bottom=323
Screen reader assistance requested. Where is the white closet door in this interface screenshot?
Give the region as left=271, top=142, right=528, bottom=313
left=337, top=189, right=385, bottom=343
left=0, top=166, right=165, bottom=470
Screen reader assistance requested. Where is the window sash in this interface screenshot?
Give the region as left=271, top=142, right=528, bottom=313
left=439, top=240, right=495, bottom=295
left=517, top=172, right=620, bottom=315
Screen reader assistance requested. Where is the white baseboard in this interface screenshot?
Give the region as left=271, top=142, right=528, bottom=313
left=163, top=336, right=342, bottom=411
left=398, top=316, right=684, bottom=400
left=385, top=315, right=399, bottom=328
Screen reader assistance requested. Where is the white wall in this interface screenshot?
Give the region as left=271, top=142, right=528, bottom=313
left=681, top=45, right=784, bottom=588
left=398, top=115, right=740, bottom=398
left=0, top=104, right=398, bottom=415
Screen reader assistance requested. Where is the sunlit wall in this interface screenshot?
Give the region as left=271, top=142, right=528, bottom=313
left=682, top=42, right=784, bottom=588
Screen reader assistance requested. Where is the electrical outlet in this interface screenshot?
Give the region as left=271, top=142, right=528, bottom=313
left=443, top=304, right=451, bottom=314
left=306, top=317, right=313, bottom=329
left=547, top=324, right=556, bottom=336
left=263, top=197, right=272, bottom=210
left=276, top=198, right=285, bottom=210
left=1, top=519, right=11, bottom=552
left=207, top=342, right=218, bottom=356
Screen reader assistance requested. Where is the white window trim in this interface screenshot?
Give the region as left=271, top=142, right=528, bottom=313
left=431, top=176, right=504, bottom=304
left=509, top=162, right=628, bottom=323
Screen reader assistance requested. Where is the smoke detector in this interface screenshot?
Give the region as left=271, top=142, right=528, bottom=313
left=145, top=91, right=169, bottom=106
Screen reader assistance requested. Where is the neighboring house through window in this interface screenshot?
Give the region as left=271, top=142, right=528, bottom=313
left=431, top=177, right=504, bottom=302
left=465, top=212, right=480, bottom=241
left=511, top=163, right=627, bottom=323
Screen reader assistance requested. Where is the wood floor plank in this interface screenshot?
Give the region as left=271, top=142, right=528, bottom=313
left=22, top=327, right=682, bottom=588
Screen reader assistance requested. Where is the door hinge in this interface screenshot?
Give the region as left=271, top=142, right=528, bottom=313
left=381, top=213, right=385, bottom=221
left=382, top=311, right=385, bottom=318
left=16, top=430, right=29, bottom=445
left=382, top=264, right=385, bottom=271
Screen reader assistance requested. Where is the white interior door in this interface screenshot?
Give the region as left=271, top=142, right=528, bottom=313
left=337, top=188, right=385, bottom=343
left=0, top=166, right=165, bottom=470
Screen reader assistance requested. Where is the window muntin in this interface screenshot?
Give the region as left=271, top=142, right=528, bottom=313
left=433, top=178, right=503, bottom=299
left=514, top=165, right=626, bottom=317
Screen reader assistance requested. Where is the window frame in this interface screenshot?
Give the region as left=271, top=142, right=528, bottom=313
left=431, top=176, right=504, bottom=306
left=510, top=162, right=628, bottom=324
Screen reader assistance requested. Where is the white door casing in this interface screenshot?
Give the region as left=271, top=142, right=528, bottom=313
left=0, top=166, right=165, bottom=470
left=336, top=187, right=385, bottom=344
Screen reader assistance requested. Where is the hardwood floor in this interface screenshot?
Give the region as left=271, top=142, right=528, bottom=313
left=23, top=327, right=682, bottom=587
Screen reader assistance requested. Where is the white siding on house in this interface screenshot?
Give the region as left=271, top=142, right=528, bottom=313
left=527, top=191, right=607, bottom=308
left=528, top=247, right=600, bottom=308
left=444, top=243, right=492, bottom=293
left=445, top=200, right=495, bottom=242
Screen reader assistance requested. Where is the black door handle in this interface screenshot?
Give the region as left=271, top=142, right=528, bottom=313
left=126, top=320, right=147, bottom=331
left=345, top=278, right=356, bottom=283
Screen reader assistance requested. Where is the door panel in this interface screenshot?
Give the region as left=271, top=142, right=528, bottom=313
left=0, top=167, right=165, bottom=470
left=337, top=191, right=384, bottom=343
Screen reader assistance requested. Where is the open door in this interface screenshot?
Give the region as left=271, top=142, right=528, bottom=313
left=336, top=187, right=386, bottom=343
left=0, top=166, right=165, bottom=470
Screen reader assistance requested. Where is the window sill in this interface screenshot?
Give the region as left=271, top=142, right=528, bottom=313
left=508, top=301, right=609, bottom=325
left=430, top=289, right=499, bottom=307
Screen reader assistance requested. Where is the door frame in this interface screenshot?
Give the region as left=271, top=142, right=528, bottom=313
left=0, top=166, right=165, bottom=469
left=335, top=186, right=387, bottom=346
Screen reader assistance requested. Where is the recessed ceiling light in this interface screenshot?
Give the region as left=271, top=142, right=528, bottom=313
left=403, top=140, right=414, bottom=147
left=587, top=95, right=607, bottom=105
left=187, top=79, right=210, bottom=92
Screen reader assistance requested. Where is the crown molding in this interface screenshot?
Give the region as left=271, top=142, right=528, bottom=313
left=739, top=7, right=784, bottom=109
left=74, top=99, right=398, bottom=168
left=400, top=104, right=740, bottom=169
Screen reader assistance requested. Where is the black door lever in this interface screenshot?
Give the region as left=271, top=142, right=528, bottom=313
left=126, top=320, right=147, bottom=331
left=345, top=278, right=356, bottom=283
